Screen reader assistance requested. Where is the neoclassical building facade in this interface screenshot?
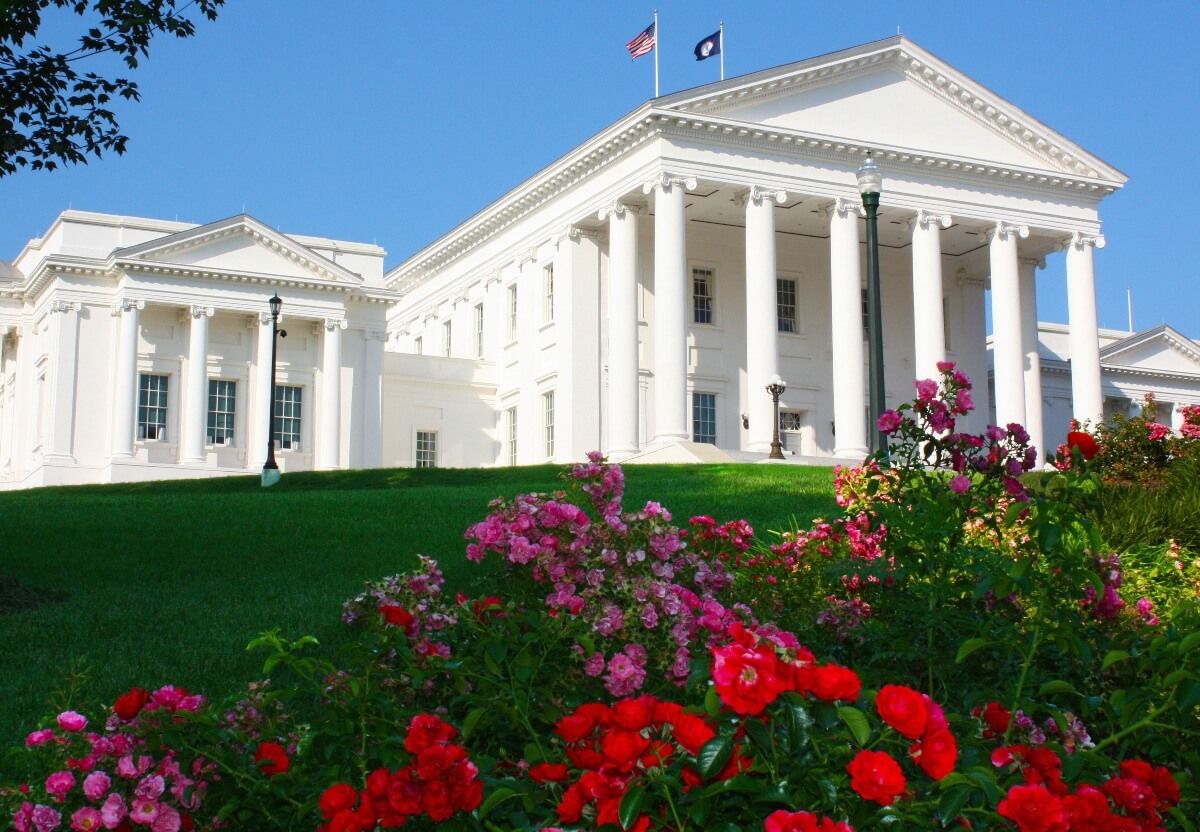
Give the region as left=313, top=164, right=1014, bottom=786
left=1, top=36, right=1193, bottom=488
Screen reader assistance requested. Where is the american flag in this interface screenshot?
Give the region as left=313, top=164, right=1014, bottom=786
left=626, top=22, right=656, bottom=59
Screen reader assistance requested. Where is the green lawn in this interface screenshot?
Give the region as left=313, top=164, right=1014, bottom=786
left=0, top=463, right=836, bottom=745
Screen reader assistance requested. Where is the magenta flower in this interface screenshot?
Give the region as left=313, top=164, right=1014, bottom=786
left=949, top=475, right=971, bottom=494
left=69, top=807, right=101, bottom=831
left=81, top=771, right=111, bottom=802
left=130, top=798, right=160, bottom=825
left=99, top=794, right=127, bottom=828
left=56, top=711, right=87, bottom=733
left=877, top=410, right=902, bottom=433
left=44, top=771, right=76, bottom=803
left=31, top=805, right=62, bottom=832
left=25, top=729, right=54, bottom=748
left=150, top=806, right=181, bottom=832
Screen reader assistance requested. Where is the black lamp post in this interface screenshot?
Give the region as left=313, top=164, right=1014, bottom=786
left=858, top=153, right=889, bottom=462
left=261, top=293, right=287, bottom=487
left=766, top=374, right=786, bottom=460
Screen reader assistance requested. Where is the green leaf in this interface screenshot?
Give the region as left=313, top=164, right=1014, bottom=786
left=938, top=785, right=971, bottom=827
left=1101, top=649, right=1131, bottom=671
left=1168, top=806, right=1197, bottom=832
left=1037, top=680, right=1080, bottom=697
left=817, top=778, right=837, bottom=805
left=1179, top=631, right=1200, bottom=654
left=955, top=638, right=994, bottom=664
left=618, top=785, right=648, bottom=831
left=837, top=706, right=870, bottom=747
left=697, top=736, right=733, bottom=780
left=461, top=707, right=485, bottom=741
left=704, top=685, right=721, bottom=717
left=477, top=786, right=519, bottom=820
left=744, top=717, right=774, bottom=757
left=1162, top=669, right=1198, bottom=687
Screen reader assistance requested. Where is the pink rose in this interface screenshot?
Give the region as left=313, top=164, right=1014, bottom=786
left=44, top=771, right=76, bottom=802
left=99, top=794, right=127, bottom=828
left=949, top=475, right=971, bottom=494
left=877, top=410, right=902, bottom=433
left=69, top=807, right=102, bottom=831
left=150, top=806, right=181, bottom=832
left=25, top=729, right=55, bottom=748
left=135, top=775, right=165, bottom=800
left=32, top=804, right=62, bottom=832
left=82, top=772, right=111, bottom=802
left=12, top=802, right=34, bottom=832
left=56, top=712, right=88, bottom=733
left=117, top=756, right=139, bottom=779
left=130, top=798, right=160, bottom=825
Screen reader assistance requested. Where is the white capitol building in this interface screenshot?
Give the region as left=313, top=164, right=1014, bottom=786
left=1, top=36, right=1197, bottom=489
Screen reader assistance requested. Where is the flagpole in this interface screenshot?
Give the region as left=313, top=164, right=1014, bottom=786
left=719, top=21, right=724, bottom=80
left=653, top=8, right=660, bottom=97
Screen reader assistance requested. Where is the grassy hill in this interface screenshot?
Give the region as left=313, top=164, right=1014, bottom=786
left=0, top=463, right=836, bottom=744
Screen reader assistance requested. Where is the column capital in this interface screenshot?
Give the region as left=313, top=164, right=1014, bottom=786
left=1065, top=231, right=1106, bottom=251
left=597, top=200, right=641, bottom=221
left=988, top=221, right=1030, bottom=243
left=322, top=318, right=348, bottom=332
left=736, top=185, right=789, bottom=207
left=823, top=197, right=865, bottom=221
left=915, top=209, right=952, bottom=231
left=188, top=305, right=215, bottom=319
left=1020, top=255, right=1046, bottom=271
left=641, top=172, right=697, bottom=195
left=558, top=224, right=604, bottom=245
left=49, top=299, right=80, bottom=315
left=110, top=298, right=145, bottom=316
left=365, top=329, right=389, bottom=342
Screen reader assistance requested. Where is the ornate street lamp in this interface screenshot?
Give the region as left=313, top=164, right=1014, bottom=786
left=261, top=293, right=288, bottom=487
left=858, top=153, right=890, bottom=462
left=766, top=374, right=787, bottom=460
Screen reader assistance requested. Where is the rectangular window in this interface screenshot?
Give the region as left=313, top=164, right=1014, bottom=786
left=443, top=320, right=452, bottom=357
left=505, top=406, right=518, bottom=465
left=414, top=336, right=423, bottom=356
left=692, top=268, right=714, bottom=324
left=274, top=385, right=302, bottom=450
left=861, top=288, right=869, bottom=334
left=137, top=373, right=169, bottom=440
left=777, top=277, right=797, bottom=333
left=693, top=392, right=717, bottom=445
left=507, top=284, right=518, bottom=342
left=415, top=430, right=438, bottom=468
left=942, top=296, right=952, bottom=351
left=543, top=264, right=555, bottom=323
left=206, top=379, right=236, bottom=445
left=543, top=390, right=555, bottom=458
left=474, top=303, right=485, bottom=358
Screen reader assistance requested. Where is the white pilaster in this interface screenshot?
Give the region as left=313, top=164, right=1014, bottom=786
left=643, top=173, right=696, bottom=445
left=1019, top=258, right=1045, bottom=465
left=362, top=330, right=386, bottom=468
left=599, top=200, right=640, bottom=456
left=744, top=185, right=788, bottom=452
left=829, top=198, right=868, bottom=457
left=911, top=210, right=951, bottom=381
left=1066, top=233, right=1105, bottom=426
left=989, top=221, right=1029, bottom=430
left=47, top=300, right=81, bottom=461
left=253, top=314, right=274, bottom=469
left=182, top=305, right=214, bottom=464
left=318, top=318, right=345, bottom=470
left=111, top=299, right=143, bottom=460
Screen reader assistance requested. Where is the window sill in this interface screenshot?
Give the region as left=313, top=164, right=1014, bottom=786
left=538, top=320, right=556, bottom=333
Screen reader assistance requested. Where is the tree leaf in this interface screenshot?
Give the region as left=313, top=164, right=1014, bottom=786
left=744, top=716, right=774, bottom=757
left=837, top=706, right=871, bottom=747
left=955, top=638, right=994, bottom=664
left=477, top=786, right=519, bottom=820
left=697, top=736, right=733, bottom=780
left=938, top=785, right=971, bottom=827
left=618, top=785, right=647, bottom=831
left=1100, top=649, right=1131, bottom=671
left=704, top=685, right=721, bottom=717
left=1037, top=680, right=1080, bottom=697
left=461, top=707, right=485, bottom=741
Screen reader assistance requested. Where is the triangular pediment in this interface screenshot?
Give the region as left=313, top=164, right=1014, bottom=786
left=112, top=215, right=363, bottom=284
left=659, top=37, right=1125, bottom=182
left=1101, top=326, right=1200, bottom=374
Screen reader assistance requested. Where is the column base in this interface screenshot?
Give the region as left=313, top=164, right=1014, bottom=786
left=261, top=468, right=281, bottom=487
left=833, top=445, right=870, bottom=460
left=649, top=433, right=689, bottom=449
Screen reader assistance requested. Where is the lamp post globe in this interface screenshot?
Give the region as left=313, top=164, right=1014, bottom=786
left=261, top=294, right=284, bottom=487
left=857, top=153, right=890, bottom=463
left=766, top=374, right=787, bottom=460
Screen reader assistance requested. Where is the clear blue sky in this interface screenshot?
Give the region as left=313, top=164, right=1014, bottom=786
left=2, top=1, right=1197, bottom=335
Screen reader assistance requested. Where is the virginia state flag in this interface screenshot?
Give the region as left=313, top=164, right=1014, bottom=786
left=693, top=29, right=721, bottom=61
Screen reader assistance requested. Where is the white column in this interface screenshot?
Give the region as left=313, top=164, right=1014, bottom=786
left=317, top=319, right=345, bottom=470
left=643, top=173, right=695, bottom=445
left=744, top=185, right=788, bottom=452
left=182, top=305, right=213, bottom=464
left=911, top=210, right=951, bottom=381
left=599, top=200, right=640, bottom=456
left=989, top=221, right=1029, bottom=430
left=1019, top=258, right=1045, bottom=465
left=1066, top=233, right=1105, bottom=426
left=253, top=313, right=274, bottom=468
left=829, top=198, right=868, bottom=457
left=362, top=330, right=385, bottom=468
left=47, top=300, right=81, bottom=461
left=111, top=299, right=143, bottom=459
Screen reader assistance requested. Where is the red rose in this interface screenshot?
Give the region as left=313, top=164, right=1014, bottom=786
left=909, top=728, right=957, bottom=780
left=379, top=604, right=414, bottom=629
left=365, top=768, right=390, bottom=799
left=670, top=714, right=716, bottom=755
left=711, top=643, right=786, bottom=715
left=997, top=784, right=1068, bottom=832
left=404, top=713, right=456, bottom=754
left=810, top=664, right=862, bottom=703
left=600, top=729, right=650, bottom=769
left=319, top=783, right=359, bottom=819
left=565, top=746, right=605, bottom=770
left=875, top=685, right=929, bottom=739
left=528, top=762, right=569, bottom=784
left=253, top=741, right=290, bottom=777
left=973, top=700, right=1010, bottom=738
left=1062, top=786, right=1115, bottom=829
left=1066, top=431, right=1099, bottom=460
left=1101, top=776, right=1156, bottom=814
left=556, top=713, right=596, bottom=744
left=846, top=750, right=906, bottom=806
left=612, top=696, right=655, bottom=731
left=113, top=687, right=151, bottom=722
left=764, top=810, right=854, bottom=832
left=782, top=647, right=818, bottom=695
left=556, top=784, right=587, bottom=823
left=1150, top=766, right=1180, bottom=807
